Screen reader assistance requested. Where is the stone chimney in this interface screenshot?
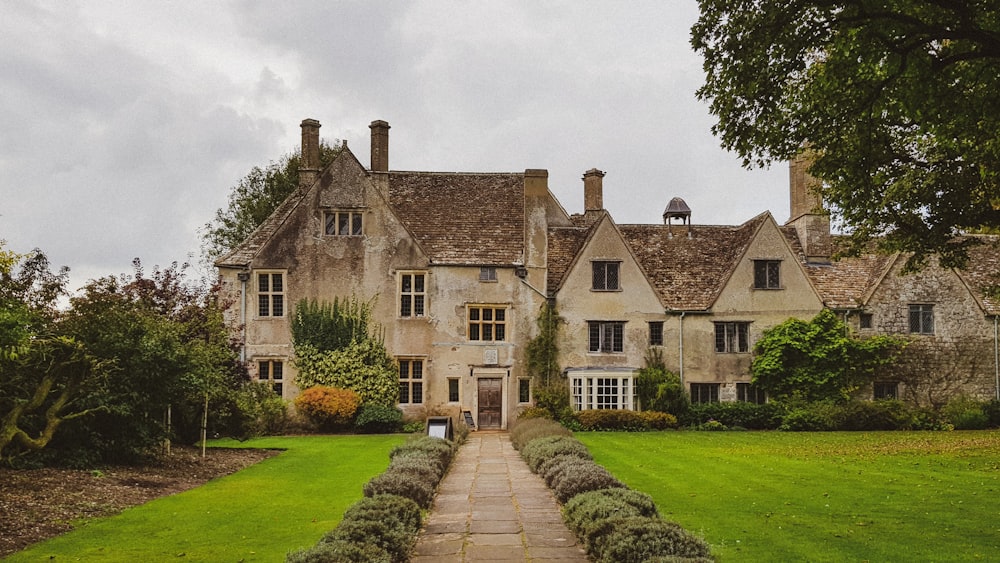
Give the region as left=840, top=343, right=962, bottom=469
left=787, top=152, right=832, bottom=264
left=523, top=169, right=549, bottom=282
left=369, top=120, right=390, bottom=172
left=583, top=168, right=605, bottom=212
left=299, top=118, right=321, bottom=188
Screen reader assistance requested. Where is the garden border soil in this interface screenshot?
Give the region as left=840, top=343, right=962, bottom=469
left=0, top=446, right=275, bottom=557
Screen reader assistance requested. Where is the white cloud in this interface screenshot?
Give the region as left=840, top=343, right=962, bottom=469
left=0, top=0, right=790, bottom=293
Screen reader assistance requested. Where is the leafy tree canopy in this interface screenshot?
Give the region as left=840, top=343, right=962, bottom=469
left=692, top=1, right=1000, bottom=268
left=751, top=309, right=905, bottom=402
left=202, top=140, right=343, bottom=262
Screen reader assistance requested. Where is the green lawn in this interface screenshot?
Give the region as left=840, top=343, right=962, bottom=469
left=4, top=435, right=406, bottom=562
left=578, top=430, right=1000, bottom=562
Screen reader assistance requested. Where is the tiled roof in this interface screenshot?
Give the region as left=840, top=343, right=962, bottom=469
left=388, top=172, right=525, bottom=265
left=619, top=214, right=766, bottom=311
left=547, top=224, right=595, bottom=293
left=954, top=235, right=1000, bottom=315
left=214, top=185, right=310, bottom=268
left=784, top=232, right=895, bottom=309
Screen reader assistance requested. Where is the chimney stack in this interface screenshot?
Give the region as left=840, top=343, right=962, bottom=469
left=787, top=151, right=832, bottom=264
left=299, top=118, right=321, bottom=188
left=583, top=168, right=605, bottom=212
left=369, top=120, right=390, bottom=172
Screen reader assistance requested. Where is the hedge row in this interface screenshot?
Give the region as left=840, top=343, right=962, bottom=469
left=511, top=418, right=713, bottom=562
left=682, top=398, right=1000, bottom=431
left=286, top=434, right=461, bottom=562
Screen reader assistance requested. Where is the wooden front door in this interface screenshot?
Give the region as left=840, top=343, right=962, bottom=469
left=477, top=378, right=502, bottom=429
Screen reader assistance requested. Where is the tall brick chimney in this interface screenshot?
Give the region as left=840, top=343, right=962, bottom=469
left=369, top=120, right=390, bottom=172
left=299, top=118, right=321, bottom=188
left=583, top=168, right=605, bottom=212
left=787, top=152, right=832, bottom=264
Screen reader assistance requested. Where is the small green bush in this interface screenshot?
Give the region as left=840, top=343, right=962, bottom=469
left=553, top=460, right=626, bottom=503
left=695, top=419, right=728, bottom=431
left=286, top=539, right=391, bottom=563
left=571, top=409, right=679, bottom=431
left=984, top=400, right=1000, bottom=428
left=835, top=400, right=913, bottom=431
left=520, top=435, right=592, bottom=472
left=563, top=488, right=660, bottom=546
left=341, top=494, right=421, bottom=536
left=389, top=436, right=454, bottom=469
left=510, top=417, right=572, bottom=450
left=354, top=404, right=404, bottom=433
left=779, top=403, right=838, bottom=431
left=589, top=516, right=712, bottom=563
left=942, top=396, right=989, bottom=430
left=538, top=454, right=587, bottom=489
left=685, top=401, right=784, bottom=429
left=324, top=517, right=413, bottom=563
left=363, top=469, right=436, bottom=508
left=518, top=406, right=554, bottom=420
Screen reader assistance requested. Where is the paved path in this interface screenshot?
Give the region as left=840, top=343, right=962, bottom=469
left=411, top=432, right=589, bottom=562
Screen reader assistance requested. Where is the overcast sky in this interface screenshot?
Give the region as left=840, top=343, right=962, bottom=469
left=1, top=0, right=790, bottom=293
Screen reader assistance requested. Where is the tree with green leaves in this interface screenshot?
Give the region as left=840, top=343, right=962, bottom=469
left=291, top=297, right=398, bottom=407
left=635, top=348, right=689, bottom=417
left=0, top=247, right=110, bottom=463
left=692, top=1, right=1000, bottom=268
left=751, top=309, right=905, bottom=402
left=202, top=140, right=343, bottom=261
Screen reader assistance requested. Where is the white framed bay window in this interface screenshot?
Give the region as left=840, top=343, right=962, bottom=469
left=568, top=369, right=636, bottom=411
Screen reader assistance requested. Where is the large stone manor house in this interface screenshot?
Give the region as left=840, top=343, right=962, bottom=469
left=216, top=119, right=1000, bottom=429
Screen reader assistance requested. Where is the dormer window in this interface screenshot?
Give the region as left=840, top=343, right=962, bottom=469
left=325, top=210, right=363, bottom=236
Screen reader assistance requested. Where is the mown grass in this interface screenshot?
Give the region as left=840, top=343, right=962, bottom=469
left=578, top=430, right=1000, bottom=562
left=4, top=435, right=406, bottom=562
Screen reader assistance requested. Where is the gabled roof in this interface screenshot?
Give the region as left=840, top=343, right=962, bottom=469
left=618, top=213, right=767, bottom=311
left=785, top=231, right=1000, bottom=315
left=387, top=172, right=525, bottom=265
left=956, top=236, right=1000, bottom=315
left=785, top=233, right=896, bottom=310
left=547, top=224, right=594, bottom=293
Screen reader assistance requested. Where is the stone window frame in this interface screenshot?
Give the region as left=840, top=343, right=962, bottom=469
left=714, top=321, right=750, bottom=353
left=256, top=271, right=286, bottom=318
left=752, top=259, right=782, bottom=290
left=517, top=378, right=531, bottom=404
left=398, top=271, right=427, bottom=318
left=874, top=381, right=899, bottom=400
left=398, top=357, right=424, bottom=405
left=479, top=266, right=498, bottom=282
left=468, top=305, right=507, bottom=342
left=736, top=382, right=766, bottom=404
left=324, top=209, right=363, bottom=236
left=588, top=321, right=625, bottom=353
left=447, top=377, right=460, bottom=403
left=257, top=358, right=284, bottom=397
left=591, top=260, right=622, bottom=291
left=690, top=382, right=720, bottom=404
left=648, top=321, right=664, bottom=346
left=908, top=304, right=934, bottom=334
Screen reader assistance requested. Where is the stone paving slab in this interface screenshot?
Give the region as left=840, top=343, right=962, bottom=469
left=412, top=432, right=589, bottom=562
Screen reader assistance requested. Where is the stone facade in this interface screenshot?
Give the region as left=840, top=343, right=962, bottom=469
left=217, top=119, right=1000, bottom=427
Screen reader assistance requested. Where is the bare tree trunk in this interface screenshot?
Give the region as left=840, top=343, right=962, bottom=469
left=201, top=392, right=209, bottom=459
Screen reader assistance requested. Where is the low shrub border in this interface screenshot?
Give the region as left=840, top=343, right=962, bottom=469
left=286, top=433, right=464, bottom=563
left=511, top=418, right=714, bottom=562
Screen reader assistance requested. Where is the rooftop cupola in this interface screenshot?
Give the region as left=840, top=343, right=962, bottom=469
left=663, top=197, right=691, bottom=237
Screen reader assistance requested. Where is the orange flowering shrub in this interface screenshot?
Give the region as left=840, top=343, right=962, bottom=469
left=294, top=386, right=361, bottom=429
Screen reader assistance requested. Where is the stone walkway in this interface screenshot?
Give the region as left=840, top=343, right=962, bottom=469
left=411, top=432, right=589, bottom=562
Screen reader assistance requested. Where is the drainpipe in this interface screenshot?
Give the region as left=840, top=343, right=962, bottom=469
left=994, top=315, right=999, bottom=401
left=678, top=312, right=686, bottom=386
